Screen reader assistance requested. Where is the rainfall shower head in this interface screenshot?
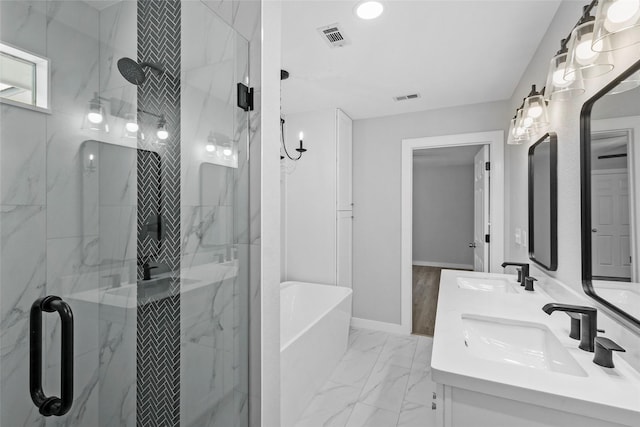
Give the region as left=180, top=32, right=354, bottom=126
left=117, top=57, right=164, bottom=85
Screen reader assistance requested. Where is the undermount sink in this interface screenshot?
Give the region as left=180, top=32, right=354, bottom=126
left=457, top=276, right=518, bottom=293
left=461, top=314, right=587, bottom=377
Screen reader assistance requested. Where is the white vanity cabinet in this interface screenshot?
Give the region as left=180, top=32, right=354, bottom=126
left=433, top=384, right=629, bottom=427
left=431, top=270, right=640, bottom=427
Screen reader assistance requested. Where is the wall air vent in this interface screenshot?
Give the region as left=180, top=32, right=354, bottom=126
left=394, top=93, right=421, bottom=102
left=317, top=23, right=348, bottom=48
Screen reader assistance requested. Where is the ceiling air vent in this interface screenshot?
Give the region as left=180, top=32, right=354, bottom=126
left=317, top=23, right=348, bottom=48
left=394, top=93, right=421, bottom=102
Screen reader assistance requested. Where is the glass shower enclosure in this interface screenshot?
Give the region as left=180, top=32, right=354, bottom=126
left=0, top=1, right=253, bottom=426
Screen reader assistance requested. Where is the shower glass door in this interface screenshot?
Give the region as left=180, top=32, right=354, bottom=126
left=0, top=1, right=251, bottom=426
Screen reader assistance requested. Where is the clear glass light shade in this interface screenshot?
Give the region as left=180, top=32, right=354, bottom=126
left=592, top=0, right=640, bottom=51
left=507, top=117, right=525, bottom=145
left=545, top=52, right=585, bottom=101
left=84, top=99, right=109, bottom=132
left=512, top=110, right=531, bottom=143
left=123, top=113, right=139, bottom=138
left=522, top=94, right=549, bottom=130
left=565, top=21, right=614, bottom=80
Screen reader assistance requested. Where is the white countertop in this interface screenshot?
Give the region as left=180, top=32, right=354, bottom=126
left=431, top=270, right=640, bottom=426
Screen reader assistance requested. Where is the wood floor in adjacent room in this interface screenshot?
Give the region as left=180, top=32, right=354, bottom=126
left=412, top=266, right=472, bottom=336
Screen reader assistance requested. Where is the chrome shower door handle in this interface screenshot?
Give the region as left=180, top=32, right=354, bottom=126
left=30, top=296, right=74, bottom=417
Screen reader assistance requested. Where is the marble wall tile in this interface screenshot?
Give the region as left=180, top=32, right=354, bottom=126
left=99, top=205, right=137, bottom=283
left=229, top=0, right=260, bottom=42
left=200, top=0, right=235, bottom=29
left=98, top=0, right=137, bottom=93
left=98, top=142, right=137, bottom=206
left=46, top=1, right=100, bottom=117
left=0, top=106, right=46, bottom=206
left=44, top=350, right=100, bottom=427
left=0, top=1, right=47, bottom=55
left=0, top=342, right=45, bottom=427
left=44, top=236, right=101, bottom=362
left=46, top=112, right=101, bottom=239
left=0, top=205, right=46, bottom=351
left=99, top=317, right=136, bottom=427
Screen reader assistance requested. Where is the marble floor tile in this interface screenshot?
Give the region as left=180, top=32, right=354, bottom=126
left=405, top=362, right=436, bottom=406
left=412, top=336, right=433, bottom=369
left=397, top=401, right=436, bottom=427
left=294, top=381, right=360, bottom=427
left=344, top=403, right=399, bottom=427
left=359, top=361, right=411, bottom=413
left=329, top=348, right=379, bottom=389
left=377, top=334, right=418, bottom=369
left=347, top=327, right=388, bottom=354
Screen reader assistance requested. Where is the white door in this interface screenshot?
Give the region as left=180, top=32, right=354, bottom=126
left=473, top=146, right=490, bottom=272
left=591, top=171, right=631, bottom=278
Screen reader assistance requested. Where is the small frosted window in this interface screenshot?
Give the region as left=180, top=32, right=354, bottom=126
left=0, top=43, right=49, bottom=112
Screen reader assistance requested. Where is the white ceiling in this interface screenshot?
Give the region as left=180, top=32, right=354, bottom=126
left=413, top=145, right=482, bottom=166
left=281, top=0, right=562, bottom=120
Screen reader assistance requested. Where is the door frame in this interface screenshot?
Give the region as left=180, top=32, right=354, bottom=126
left=400, top=131, right=504, bottom=334
left=591, top=117, right=640, bottom=282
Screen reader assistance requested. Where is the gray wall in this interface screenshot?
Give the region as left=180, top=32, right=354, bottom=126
left=352, top=101, right=509, bottom=324
left=412, top=162, right=474, bottom=267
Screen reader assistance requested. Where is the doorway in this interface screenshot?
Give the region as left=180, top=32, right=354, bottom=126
left=411, top=145, right=487, bottom=335
left=400, top=131, right=504, bottom=335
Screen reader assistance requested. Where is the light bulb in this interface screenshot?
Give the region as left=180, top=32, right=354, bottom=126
left=355, top=1, right=384, bottom=20
left=125, top=121, right=139, bottom=133
left=516, top=126, right=526, bottom=137
left=527, top=104, right=543, bottom=118
left=299, top=131, right=304, bottom=140
left=205, top=143, right=215, bottom=153
left=576, top=38, right=598, bottom=62
left=88, top=111, right=103, bottom=124
left=89, top=154, right=94, bottom=161
left=157, top=129, right=168, bottom=140
left=223, top=148, right=232, bottom=156
left=523, top=116, right=534, bottom=128
left=552, top=68, right=574, bottom=87
left=607, top=0, right=640, bottom=23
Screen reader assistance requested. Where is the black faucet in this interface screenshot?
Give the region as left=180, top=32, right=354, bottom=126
left=542, top=303, right=597, bottom=352
left=523, top=276, right=537, bottom=292
left=501, top=262, right=529, bottom=285
left=139, top=260, right=158, bottom=281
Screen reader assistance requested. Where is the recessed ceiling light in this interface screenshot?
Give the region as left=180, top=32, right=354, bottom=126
left=355, top=1, right=384, bottom=20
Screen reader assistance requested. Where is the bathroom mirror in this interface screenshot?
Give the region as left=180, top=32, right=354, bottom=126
left=581, top=58, right=640, bottom=327
left=529, top=132, right=558, bottom=271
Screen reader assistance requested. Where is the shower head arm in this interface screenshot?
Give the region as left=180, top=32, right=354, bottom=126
left=139, top=62, right=164, bottom=74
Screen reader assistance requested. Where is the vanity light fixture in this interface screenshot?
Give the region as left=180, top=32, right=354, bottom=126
left=123, top=113, right=139, bottom=138
left=544, top=39, right=586, bottom=101
left=592, top=0, right=640, bottom=51
left=355, top=1, right=384, bottom=20
left=156, top=115, right=169, bottom=141
left=85, top=92, right=109, bottom=132
left=565, top=6, right=614, bottom=80
left=205, top=131, right=216, bottom=153
left=522, top=85, right=550, bottom=131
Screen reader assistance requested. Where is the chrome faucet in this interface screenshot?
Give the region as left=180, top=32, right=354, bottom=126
left=542, top=303, right=597, bottom=352
left=501, top=262, right=529, bottom=285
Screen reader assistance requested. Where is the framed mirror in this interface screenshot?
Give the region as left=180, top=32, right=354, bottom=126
left=529, top=132, right=558, bottom=271
left=581, top=58, right=640, bottom=328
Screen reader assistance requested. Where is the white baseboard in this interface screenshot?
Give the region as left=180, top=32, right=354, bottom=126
left=412, top=260, right=474, bottom=270
left=351, top=317, right=411, bottom=335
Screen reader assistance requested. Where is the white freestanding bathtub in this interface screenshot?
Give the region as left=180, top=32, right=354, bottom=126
left=280, top=281, right=353, bottom=427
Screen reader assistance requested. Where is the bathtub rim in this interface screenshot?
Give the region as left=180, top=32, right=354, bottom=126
left=280, top=281, right=353, bottom=352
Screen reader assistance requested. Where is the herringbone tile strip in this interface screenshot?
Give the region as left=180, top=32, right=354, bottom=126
left=136, top=0, right=181, bottom=425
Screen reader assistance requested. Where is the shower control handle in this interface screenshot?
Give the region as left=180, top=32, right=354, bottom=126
left=30, top=296, right=74, bottom=417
